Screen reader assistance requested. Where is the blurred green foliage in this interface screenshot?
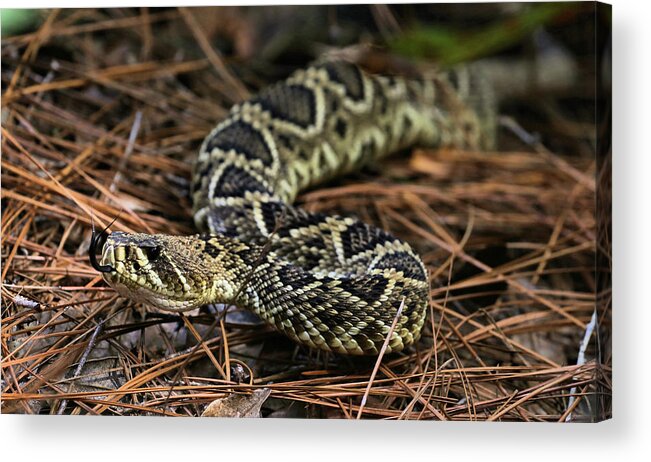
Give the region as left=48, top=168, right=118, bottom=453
left=1, top=9, right=40, bottom=37
left=390, top=2, right=580, bottom=66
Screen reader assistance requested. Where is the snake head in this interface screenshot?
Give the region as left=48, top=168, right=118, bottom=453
left=93, top=232, right=249, bottom=312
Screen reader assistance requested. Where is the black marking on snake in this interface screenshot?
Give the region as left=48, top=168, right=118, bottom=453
left=385, top=75, right=400, bottom=94
left=339, top=221, right=390, bottom=260
left=278, top=263, right=318, bottom=287
left=275, top=209, right=329, bottom=238
left=253, top=84, right=317, bottom=129
left=206, top=119, right=274, bottom=166
left=339, top=275, right=389, bottom=301
left=372, top=251, right=427, bottom=281
left=275, top=133, right=295, bottom=151
left=259, top=201, right=288, bottom=235
left=200, top=238, right=221, bottom=258
left=212, top=165, right=270, bottom=199
left=296, top=148, right=310, bottom=161
left=373, top=80, right=389, bottom=114
left=325, top=91, right=340, bottom=112
left=191, top=179, right=202, bottom=194
left=335, top=117, right=348, bottom=138
left=359, top=140, right=376, bottom=164
left=322, top=62, right=365, bottom=102
left=301, top=234, right=328, bottom=251
left=400, top=114, right=414, bottom=143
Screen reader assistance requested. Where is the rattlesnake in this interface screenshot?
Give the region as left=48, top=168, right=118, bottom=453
left=91, top=58, right=568, bottom=355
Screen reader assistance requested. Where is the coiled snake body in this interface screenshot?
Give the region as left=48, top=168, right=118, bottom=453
left=95, top=61, right=497, bottom=355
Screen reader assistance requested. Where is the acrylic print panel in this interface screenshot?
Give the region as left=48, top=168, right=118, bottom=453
left=1, top=2, right=611, bottom=421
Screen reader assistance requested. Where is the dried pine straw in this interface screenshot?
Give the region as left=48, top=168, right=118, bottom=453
left=1, top=7, right=610, bottom=420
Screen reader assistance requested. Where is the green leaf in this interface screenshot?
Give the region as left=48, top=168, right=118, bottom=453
left=1, top=9, right=40, bottom=37
left=390, top=2, right=580, bottom=65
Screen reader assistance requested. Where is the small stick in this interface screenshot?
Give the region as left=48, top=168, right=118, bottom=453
left=356, top=297, right=405, bottom=420
left=564, top=308, right=597, bottom=422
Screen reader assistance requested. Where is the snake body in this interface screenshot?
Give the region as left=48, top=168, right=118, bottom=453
left=98, top=61, right=497, bottom=355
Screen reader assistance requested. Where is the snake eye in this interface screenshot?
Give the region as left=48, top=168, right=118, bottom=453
left=144, top=246, right=161, bottom=262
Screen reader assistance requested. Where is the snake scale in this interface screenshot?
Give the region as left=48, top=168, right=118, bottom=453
left=93, top=60, right=498, bottom=355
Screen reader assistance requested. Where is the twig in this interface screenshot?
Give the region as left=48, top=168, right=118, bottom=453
left=356, top=297, right=405, bottom=420
left=564, top=308, right=597, bottom=422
